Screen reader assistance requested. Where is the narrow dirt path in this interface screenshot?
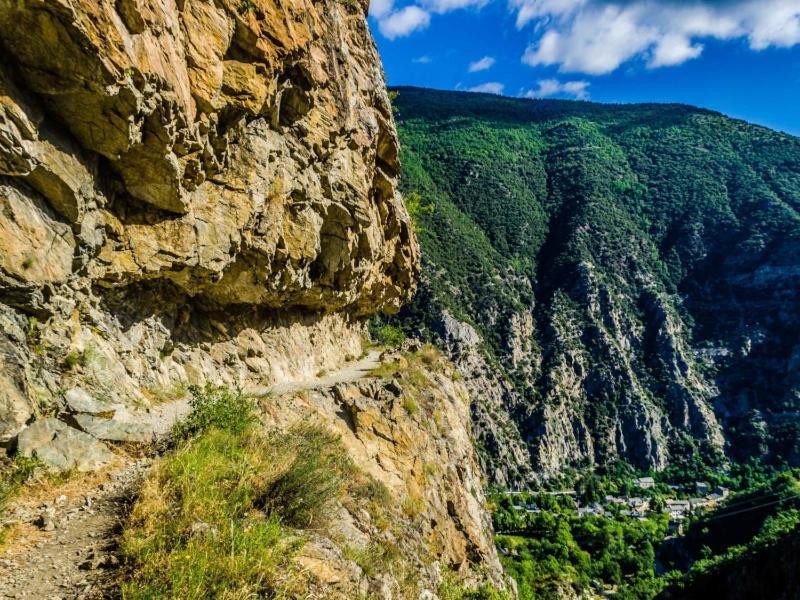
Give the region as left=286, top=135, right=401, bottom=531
left=257, top=349, right=381, bottom=396
left=0, top=460, right=150, bottom=600
left=0, top=351, right=383, bottom=600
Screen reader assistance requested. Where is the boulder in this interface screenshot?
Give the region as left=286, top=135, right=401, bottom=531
left=17, top=418, right=114, bottom=472
left=64, top=387, right=121, bottom=416
left=73, top=413, right=152, bottom=443
left=63, top=387, right=151, bottom=442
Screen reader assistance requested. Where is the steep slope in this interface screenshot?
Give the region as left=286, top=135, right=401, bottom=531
left=392, top=87, right=800, bottom=485
left=0, top=4, right=506, bottom=595
left=0, top=348, right=505, bottom=598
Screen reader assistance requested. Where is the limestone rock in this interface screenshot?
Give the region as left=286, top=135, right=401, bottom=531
left=0, top=0, right=417, bottom=315
left=0, top=312, right=33, bottom=445
left=0, top=0, right=419, bottom=455
left=63, top=387, right=120, bottom=416
left=267, top=353, right=507, bottom=593
left=17, top=419, right=115, bottom=472
left=72, top=414, right=153, bottom=444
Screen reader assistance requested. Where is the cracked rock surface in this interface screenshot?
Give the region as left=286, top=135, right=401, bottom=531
left=0, top=0, right=419, bottom=447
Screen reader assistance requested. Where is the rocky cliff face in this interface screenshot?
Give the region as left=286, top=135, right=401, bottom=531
left=0, top=0, right=419, bottom=445
left=0, top=3, right=507, bottom=595
left=392, top=87, right=800, bottom=485
left=263, top=347, right=505, bottom=596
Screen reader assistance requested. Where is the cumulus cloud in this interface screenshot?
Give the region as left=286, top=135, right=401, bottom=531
left=413, top=55, right=433, bottom=63
left=468, top=81, right=506, bottom=94
left=522, top=78, right=590, bottom=99
left=372, top=0, right=489, bottom=40
left=378, top=6, right=431, bottom=39
left=512, top=0, right=800, bottom=74
left=469, top=56, right=496, bottom=72
left=369, top=0, right=395, bottom=19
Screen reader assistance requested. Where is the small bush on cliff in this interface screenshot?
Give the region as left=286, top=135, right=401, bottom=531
left=171, top=384, right=254, bottom=442
left=260, top=424, right=355, bottom=527
left=369, top=318, right=406, bottom=348
left=404, top=190, right=435, bottom=233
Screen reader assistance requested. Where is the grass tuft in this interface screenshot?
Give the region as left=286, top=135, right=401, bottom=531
left=0, top=456, right=40, bottom=548
left=260, top=423, right=355, bottom=528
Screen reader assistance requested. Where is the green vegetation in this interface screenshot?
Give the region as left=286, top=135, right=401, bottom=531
left=120, top=385, right=372, bottom=598
left=171, top=384, right=254, bottom=442
left=404, top=190, right=435, bottom=232
left=0, top=456, right=39, bottom=546
left=390, top=86, right=800, bottom=473
left=63, top=346, right=102, bottom=370
left=658, top=469, right=800, bottom=598
left=438, top=572, right=514, bottom=600
left=491, top=493, right=669, bottom=599
left=491, top=469, right=800, bottom=599
left=369, top=319, right=406, bottom=348
left=0, top=457, right=38, bottom=512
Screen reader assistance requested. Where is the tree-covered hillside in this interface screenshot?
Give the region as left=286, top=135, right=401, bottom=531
left=390, top=87, right=800, bottom=485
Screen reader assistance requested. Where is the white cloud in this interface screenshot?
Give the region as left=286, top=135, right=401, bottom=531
left=369, top=0, right=394, bottom=19
left=378, top=6, right=431, bottom=40
left=372, top=0, right=488, bottom=40
left=413, top=55, right=433, bottom=63
left=468, top=81, right=505, bottom=94
left=513, top=0, right=800, bottom=75
left=468, top=56, right=496, bottom=72
left=522, top=78, right=590, bottom=99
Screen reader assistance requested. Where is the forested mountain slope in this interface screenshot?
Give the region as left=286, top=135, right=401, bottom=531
left=391, top=87, right=800, bottom=486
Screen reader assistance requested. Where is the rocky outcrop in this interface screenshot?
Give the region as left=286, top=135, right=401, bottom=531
left=17, top=418, right=116, bottom=472
left=0, top=0, right=419, bottom=448
left=436, top=311, right=538, bottom=489
left=261, top=347, right=506, bottom=595
left=0, top=7, right=517, bottom=595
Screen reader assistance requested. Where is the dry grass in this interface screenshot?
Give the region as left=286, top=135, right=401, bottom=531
left=369, top=344, right=443, bottom=383
left=0, top=457, right=122, bottom=552
left=140, top=382, right=189, bottom=407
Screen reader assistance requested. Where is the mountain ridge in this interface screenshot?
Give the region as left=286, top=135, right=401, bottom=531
left=389, top=86, right=800, bottom=486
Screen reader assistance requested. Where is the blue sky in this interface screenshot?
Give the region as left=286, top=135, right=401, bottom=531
left=368, top=0, right=800, bottom=135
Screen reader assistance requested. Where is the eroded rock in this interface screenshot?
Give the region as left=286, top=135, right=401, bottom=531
left=17, top=419, right=114, bottom=472
left=0, top=0, right=417, bottom=315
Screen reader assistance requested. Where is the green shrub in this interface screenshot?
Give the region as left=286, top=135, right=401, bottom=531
left=63, top=351, right=83, bottom=369
left=261, top=424, right=355, bottom=527
left=372, top=323, right=406, bottom=348
left=404, top=190, right=435, bottom=233
left=172, top=384, right=254, bottom=441
left=403, top=396, right=418, bottom=414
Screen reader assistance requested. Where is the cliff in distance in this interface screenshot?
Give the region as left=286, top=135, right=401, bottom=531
left=392, top=87, right=800, bottom=487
